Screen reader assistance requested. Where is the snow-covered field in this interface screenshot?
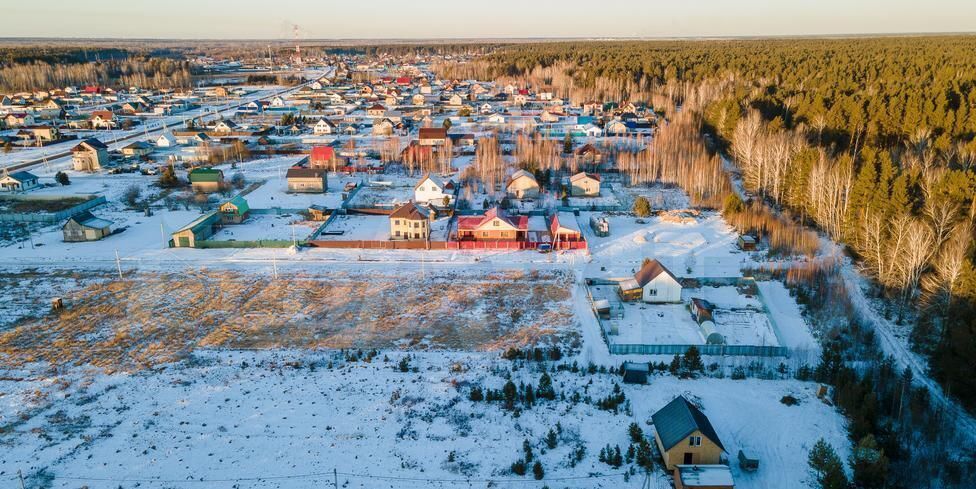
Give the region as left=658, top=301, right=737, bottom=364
left=0, top=351, right=849, bottom=489
left=210, top=214, right=319, bottom=242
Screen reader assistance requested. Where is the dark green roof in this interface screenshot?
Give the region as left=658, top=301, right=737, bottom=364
left=651, top=396, right=725, bottom=453
left=189, top=167, right=223, bottom=183
left=223, top=195, right=250, bottom=214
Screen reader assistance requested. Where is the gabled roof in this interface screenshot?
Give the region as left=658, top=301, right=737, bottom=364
left=222, top=195, right=250, bottom=214
left=286, top=167, right=327, bottom=179
left=419, top=127, right=447, bottom=140
left=390, top=202, right=430, bottom=221
left=634, top=259, right=678, bottom=287
left=66, top=210, right=113, bottom=229
left=457, top=207, right=528, bottom=232
left=71, top=138, right=107, bottom=152
left=570, top=172, right=601, bottom=183
left=310, top=146, right=335, bottom=161
left=5, top=170, right=38, bottom=182
left=189, top=167, right=223, bottom=182
left=507, top=169, right=538, bottom=187
left=651, top=396, right=725, bottom=453
left=414, top=173, right=453, bottom=192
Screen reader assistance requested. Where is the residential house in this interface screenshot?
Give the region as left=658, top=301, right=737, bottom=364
left=213, top=120, right=239, bottom=133
left=569, top=172, right=601, bottom=197
left=313, top=118, right=337, bottom=135
left=651, top=396, right=726, bottom=470
left=29, top=99, right=63, bottom=119
left=286, top=167, right=327, bottom=193
left=389, top=202, right=431, bottom=241
left=270, top=96, right=286, bottom=107
left=618, top=259, right=682, bottom=303
left=307, top=205, right=330, bottom=221
left=62, top=211, right=113, bottom=242
left=411, top=93, right=427, bottom=106
left=413, top=173, right=456, bottom=206
left=506, top=169, right=540, bottom=199
left=372, top=118, right=394, bottom=136
left=4, top=113, right=35, bottom=128
left=189, top=167, right=224, bottom=193
left=0, top=170, right=39, bottom=192
left=89, top=110, right=116, bottom=129
left=366, top=104, right=387, bottom=116
left=418, top=127, right=448, bottom=146
left=156, top=132, right=177, bottom=148
left=71, top=138, right=110, bottom=172
left=18, top=126, right=61, bottom=143
left=218, top=196, right=250, bottom=224
left=310, top=146, right=337, bottom=169
left=121, top=141, right=154, bottom=158
left=456, top=207, right=528, bottom=241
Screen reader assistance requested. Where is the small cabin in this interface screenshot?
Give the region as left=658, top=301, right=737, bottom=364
left=622, top=362, right=650, bottom=385
left=737, top=235, right=757, bottom=251
left=218, top=196, right=250, bottom=224
left=652, top=396, right=726, bottom=470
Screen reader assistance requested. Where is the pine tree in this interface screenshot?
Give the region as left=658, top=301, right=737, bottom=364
left=523, top=439, right=534, bottom=463
left=503, top=380, right=518, bottom=410
left=682, top=346, right=705, bottom=374
left=545, top=429, right=558, bottom=449
left=808, top=439, right=848, bottom=489
left=633, top=196, right=652, bottom=217
left=628, top=422, right=644, bottom=443
left=537, top=372, right=556, bottom=400
left=850, top=434, right=889, bottom=489
left=532, top=461, right=544, bottom=480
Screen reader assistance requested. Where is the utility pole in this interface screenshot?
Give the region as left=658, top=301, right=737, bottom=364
left=160, top=222, right=167, bottom=248
left=115, top=250, right=124, bottom=280
left=272, top=254, right=278, bottom=280
left=333, top=468, right=338, bottom=489
left=18, top=469, right=26, bottom=489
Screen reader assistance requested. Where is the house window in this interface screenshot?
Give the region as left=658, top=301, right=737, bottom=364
left=689, top=436, right=702, bottom=447
left=648, top=289, right=658, bottom=296
left=395, top=230, right=400, bottom=237
left=493, top=221, right=499, bottom=227
left=394, top=220, right=400, bottom=225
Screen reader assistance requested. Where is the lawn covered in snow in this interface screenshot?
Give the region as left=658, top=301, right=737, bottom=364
left=0, top=350, right=849, bottom=489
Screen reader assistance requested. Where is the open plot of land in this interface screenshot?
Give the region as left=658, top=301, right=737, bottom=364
left=581, top=211, right=743, bottom=279
left=0, top=269, right=577, bottom=372
left=0, top=351, right=849, bottom=489
left=241, top=179, right=347, bottom=210
left=346, top=181, right=414, bottom=209
left=316, top=214, right=390, bottom=240
left=210, top=213, right=319, bottom=242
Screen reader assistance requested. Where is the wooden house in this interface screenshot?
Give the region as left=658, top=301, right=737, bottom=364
left=286, top=167, right=327, bottom=193
left=506, top=170, right=540, bottom=199
left=313, top=118, right=337, bottom=135
left=89, top=110, right=116, bottom=129
left=550, top=212, right=583, bottom=242
left=218, top=196, right=250, bottom=224
left=62, top=211, right=113, bottom=242
left=389, top=202, right=431, bottom=241
left=737, top=235, right=757, bottom=251
left=189, top=167, right=224, bottom=193
left=310, top=146, right=337, bottom=169
left=652, top=396, right=726, bottom=470
left=121, top=141, right=154, bottom=158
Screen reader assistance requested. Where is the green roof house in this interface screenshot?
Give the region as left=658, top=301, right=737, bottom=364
left=189, top=167, right=224, bottom=193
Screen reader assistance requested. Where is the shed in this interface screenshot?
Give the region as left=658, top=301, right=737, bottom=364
left=171, top=211, right=220, bottom=248
left=621, top=362, right=649, bottom=384
left=673, top=465, right=735, bottom=489
left=737, top=235, right=757, bottom=251
left=62, top=211, right=113, bottom=242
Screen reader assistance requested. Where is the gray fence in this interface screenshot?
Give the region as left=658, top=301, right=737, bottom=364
left=608, top=343, right=789, bottom=357
left=0, top=195, right=107, bottom=223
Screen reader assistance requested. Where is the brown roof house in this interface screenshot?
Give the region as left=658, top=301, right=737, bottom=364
left=389, top=202, right=431, bottom=241
left=569, top=172, right=601, bottom=197
left=618, top=258, right=682, bottom=303
left=652, top=396, right=727, bottom=471
left=418, top=127, right=448, bottom=146
left=286, top=167, right=328, bottom=193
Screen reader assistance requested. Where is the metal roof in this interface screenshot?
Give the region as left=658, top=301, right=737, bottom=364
left=651, top=396, right=725, bottom=453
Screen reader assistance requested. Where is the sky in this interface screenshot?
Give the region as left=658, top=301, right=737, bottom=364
left=3, top=0, right=976, bottom=39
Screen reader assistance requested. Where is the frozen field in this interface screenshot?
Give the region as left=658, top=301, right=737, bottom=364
left=317, top=214, right=390, bottom=240
left=0, top=269, right=577, bottom=371
left=241, top=178, right=347, bottom=210
left=0, top=351, right=849, bottom=489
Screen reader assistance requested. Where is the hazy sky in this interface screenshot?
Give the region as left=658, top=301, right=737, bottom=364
left=4, top=0, right=976, bottom=39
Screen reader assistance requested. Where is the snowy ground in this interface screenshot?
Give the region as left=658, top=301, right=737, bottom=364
left=210, top=214, right=319, bottom=242
left=582, top=211, right=744, bottom=279
left=317, top=214, right=391, bottom=240
left=0, top=351, right=849, bottom=489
